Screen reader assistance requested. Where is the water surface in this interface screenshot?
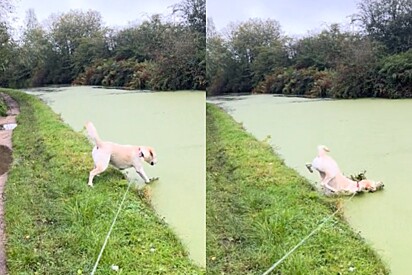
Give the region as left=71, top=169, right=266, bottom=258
left=212, top=94, right=412, bottom=274
left=28, top=86, right=205, bottom=266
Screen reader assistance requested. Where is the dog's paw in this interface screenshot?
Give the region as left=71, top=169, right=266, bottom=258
left=147, top=177, right=159, bottom=183
left=87, top=183, right=94, bottom=188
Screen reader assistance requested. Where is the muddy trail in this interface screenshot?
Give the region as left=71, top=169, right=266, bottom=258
left=0, top=92, right=20, bottom=274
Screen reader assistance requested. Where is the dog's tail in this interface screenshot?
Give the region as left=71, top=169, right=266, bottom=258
left=85, top=121, right=103, bottom=147
left=317, top=145, right=330, bottom=156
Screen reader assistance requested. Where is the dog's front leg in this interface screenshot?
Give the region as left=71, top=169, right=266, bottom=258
left=137, top=169, right=150, bottom=183
left=135, top=167, right=152, bottom=183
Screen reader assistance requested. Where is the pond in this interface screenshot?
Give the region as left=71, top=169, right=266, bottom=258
left=211, top=94, right=412, bottom=274
left=27, top=86, right=205, bottom=267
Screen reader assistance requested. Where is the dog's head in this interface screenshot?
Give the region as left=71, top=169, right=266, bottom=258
left=358, top=180, right=384, bottom=192
left=139, top=146, right=157, bottom=166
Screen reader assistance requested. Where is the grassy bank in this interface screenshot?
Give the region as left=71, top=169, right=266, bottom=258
left=2, top=88, right=203, bottom=274
left=206, top=103, right=388, bottom=274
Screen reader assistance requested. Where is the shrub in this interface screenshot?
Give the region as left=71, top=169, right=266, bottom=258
left=374, top=49, right=412, bottom=98
left=73, top=59, right=155, bottom=90
left=253, top=67, right=334, bottom=97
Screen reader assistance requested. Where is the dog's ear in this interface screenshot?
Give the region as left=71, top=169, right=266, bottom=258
left=138, top=148, right=145, bottom=158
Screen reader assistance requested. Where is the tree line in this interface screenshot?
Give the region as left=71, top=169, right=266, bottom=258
left=207, top=0, right=412, bottom=98
left=0, top=0, right=205, bottom=91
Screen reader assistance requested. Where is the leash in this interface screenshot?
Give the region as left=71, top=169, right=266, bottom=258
left=262, top=192, right=357, bottom=275
left=90, top=180, right=133, bottom=275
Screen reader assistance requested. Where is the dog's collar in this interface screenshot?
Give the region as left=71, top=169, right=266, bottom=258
left=356, top=181, right=360, bottom=190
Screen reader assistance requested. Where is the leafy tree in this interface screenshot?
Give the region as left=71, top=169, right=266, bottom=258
left=356, top=0, right=412, bottom=53
left=228, top=18, right=283, bottom=65
left=173, top=0, right=206, bottom=35
left=0, top=22, right=13, bottom=86
left=75, top=10, right=206, bottom=91
left=112, top=27, right=145, bottom=61
left=205, top=2, right=411, bottom=98
left=0, top=0, right=13, bottom=86
left=1, top=2, right=205, bottom=91
left=252, top=44, right=289, bottom=85
left=151, top=25, right=204, bottom=90
left=231, top=19, right=284, bottom=91
left=72, top=34, right=109, bottom=76
left=172, top=0, right=206, bottom=89
left=13, top=9, right=52, bottom=86
left=331, top=36, right=383, bottom=98
left=291, top=24, right=349, bottom=70
left=207, top=18, right=287, bottom=94
left=50, top=10, right=104, bottom=56
left=375, top=48, right=412, bottom=97
left=206, top=19, right=232, bottom=95
left=49, top=10, right=106, bottom=82
left=112, top=15, right=167, bottom=61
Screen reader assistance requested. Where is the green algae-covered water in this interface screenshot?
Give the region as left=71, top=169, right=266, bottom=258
left=28, top=86, right=205, bottom=267
left=211, top=94, right=412, bottom=274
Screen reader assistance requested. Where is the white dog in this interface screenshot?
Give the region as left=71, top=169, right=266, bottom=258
left=306, top=145, right=383, bottom=194
left=85, top=122, right=158, bottom=187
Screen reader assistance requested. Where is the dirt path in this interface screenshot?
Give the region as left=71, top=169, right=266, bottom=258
left=0, top=93, right=20, bottom=275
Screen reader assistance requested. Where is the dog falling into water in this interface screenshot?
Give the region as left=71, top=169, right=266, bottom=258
left=85, top=122, right=158, bottom=187
left=306, top=145, right=384, bottom=194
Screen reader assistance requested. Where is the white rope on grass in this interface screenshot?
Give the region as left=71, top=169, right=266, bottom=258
left=90, top=180, right=133, bottom=275
left=262, top=192, right=357, bottom=275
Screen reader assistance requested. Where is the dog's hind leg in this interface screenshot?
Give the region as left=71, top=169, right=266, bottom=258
left=305, top=163, right=313, bottom=173
left=88, top=149, right=110, bottom=187
left=323, top=176, right=338, bottom=193
left=88, top=163, right=108, bottom=187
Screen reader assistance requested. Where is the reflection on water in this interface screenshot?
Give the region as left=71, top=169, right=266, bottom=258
left=27, top=86, right=205, bottom=267
left=213, top=94, right=412, bottom=274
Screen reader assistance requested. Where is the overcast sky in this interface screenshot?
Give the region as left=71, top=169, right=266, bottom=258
left=13, top=0, right=179, bottom=29
left=207, top=0, right=361, bottom=36
left=12, top=0, right=362, bottom=36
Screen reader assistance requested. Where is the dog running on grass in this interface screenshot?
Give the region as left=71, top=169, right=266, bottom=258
left=85, top=121, right=158, bottom=187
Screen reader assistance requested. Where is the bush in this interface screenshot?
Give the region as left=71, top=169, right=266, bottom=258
left=73, top=59, right=154, bottom=90
left=252, top=68, right=290, bottom=94
left=306, top=69, right=335, bottom=97
left=126, top=61, right=155, bottom=90
left=374, top=49, right=412, bottom=98
left=332, top=63, right=377, bottom=98
left=331, top=49, right=412, bottom=99
left=252, top=67, right=334, bottom=97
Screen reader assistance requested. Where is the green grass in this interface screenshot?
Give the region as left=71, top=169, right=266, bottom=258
left=206, top=103, right=389, bottom=274
left=0, top=95, right=7, bottom=116
left=2, top=88, right=203, bottom=274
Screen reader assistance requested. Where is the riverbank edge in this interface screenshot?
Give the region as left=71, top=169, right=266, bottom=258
left=206, top=103, right=389, bottom=274
left=0, top=92, right=20, bottom=275
left=1, top=88, right=204, bottom=274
